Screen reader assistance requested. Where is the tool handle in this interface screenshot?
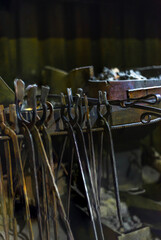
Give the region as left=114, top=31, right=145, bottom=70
left=26, top=84, right=37, bottom=109
left=40, top=86, right=50, bottom=104
left=14, top=79, right=25, bottom=103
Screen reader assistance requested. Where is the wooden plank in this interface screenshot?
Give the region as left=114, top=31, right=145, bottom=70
left=88, top=79, right=161, bottom=100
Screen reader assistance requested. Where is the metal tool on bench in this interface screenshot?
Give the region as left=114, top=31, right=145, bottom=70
left=61, top=89, right=104, bottom=240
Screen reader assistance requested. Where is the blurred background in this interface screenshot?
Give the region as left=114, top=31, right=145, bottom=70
left=0, top=0, right=161, bottom=86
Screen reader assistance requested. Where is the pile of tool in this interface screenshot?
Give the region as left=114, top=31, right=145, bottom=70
left=1, top=77, right=161, bottom=239
left=0, top=79, right=117, bottom=240
left=97, top=67, right=147, bottom=81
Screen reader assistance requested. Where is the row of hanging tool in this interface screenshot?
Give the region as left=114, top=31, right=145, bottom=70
left=0, top=79, right=124, bottom=240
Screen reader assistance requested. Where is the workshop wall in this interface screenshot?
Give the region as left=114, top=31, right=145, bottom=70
left=0, top=0, right=161, bottom=86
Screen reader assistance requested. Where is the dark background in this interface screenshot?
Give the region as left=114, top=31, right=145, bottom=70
left=0, top=0, right=161, bottom=86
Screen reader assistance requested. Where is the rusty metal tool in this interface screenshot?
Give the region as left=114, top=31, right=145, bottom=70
left=0, top=104, right=34, bottom=240
left=21, top=124, right=44, bottom=240
left=14, top=79, right=43, bottom=239
left=97, top=91, right=124, bottom=229
left=68, top=90, right=104, bottom=239
left=84, top=93, right=98, bottom=204
left=110, top=93, right=161, bottom=124
left=36, top=85, right=58, bottom=240
left=31, top=127, right=74, bottom=240
left=55, top=135, right=68, bottom=182
left=15, top=82, right=50, bottom=239
left=23, top=85, right=74, bottom=240
left=15, top=81, right=49, bottom=239
left=61, top=89, right=104, bottom=240
left=66, top=146, right=74, bottom=220
left=29, top=85, right=50, bottom=240
left=98, top=131, right=104, bottom=203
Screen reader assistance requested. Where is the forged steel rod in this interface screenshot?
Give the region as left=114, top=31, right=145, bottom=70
left=61, top=117, right=99, bottom=240
left=67, top=146, right=74, bottom=220
left=14, top=80, right=74, bottom=240
left=41, top=165, right=50, bottom=240
left=14, top=80, right=44, bottom=239
left=31, top=126, right=74, bottom=240
left=97, top=91, right=123, bottom=229
left=56, top=136, right=68, bottom=182
left=20, top=123, right=43, bottom=240
left=37, top=86, right=58, bottom=240
left=98, top=132, right=104, bottom=203
left=41, top=127, right=58, bottom=240
left=84, top=94, right=98, bottom=204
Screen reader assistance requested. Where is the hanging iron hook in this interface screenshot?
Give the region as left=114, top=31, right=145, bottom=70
left=97, top=90, right=124, bottom=230
left=67, top=88, right=78, bottom=126
left=14, top=78, right=25, bottom=122
left=45, top=101, right=53, bottom=127
left=36, top=86, right=50, bottom=128
left=14, top=79, right=37, bottom=130
left=24, top=84, right=37, bottom=130
left=77, top=88, right=84, bottom=126
left=115, top=93, right=161, bottom=108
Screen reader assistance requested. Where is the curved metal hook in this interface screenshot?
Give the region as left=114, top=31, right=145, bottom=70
left=97, top=91, right=103, bottom=119
left=119, top=93, right=161, bottom=108
left=67, top=88, right=78, bottom=126
left=102, top=91, right=112, bottom=119
left=140, top=112, right=161, bottom=124
left=97, top=90, right=111, bottom=121
left=14, top=78, right=25, bottom=122
left=45, top=101, right=53, bottom=127
left=77, top=88, right=84, bottom=126
left=36, top=86, right=50, bottom=128
left=14, top=79, right=37, bottom=130
left=24, top=84, right=37, bottom=130
left=61, top=92, right=68, bottom=126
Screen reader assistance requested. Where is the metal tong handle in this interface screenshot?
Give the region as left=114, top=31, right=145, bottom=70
left=14, top=79, right=25, bottom=104
left=98, top=91, right=124, bottom=230
left=36, top=86, right=50, bottom=127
